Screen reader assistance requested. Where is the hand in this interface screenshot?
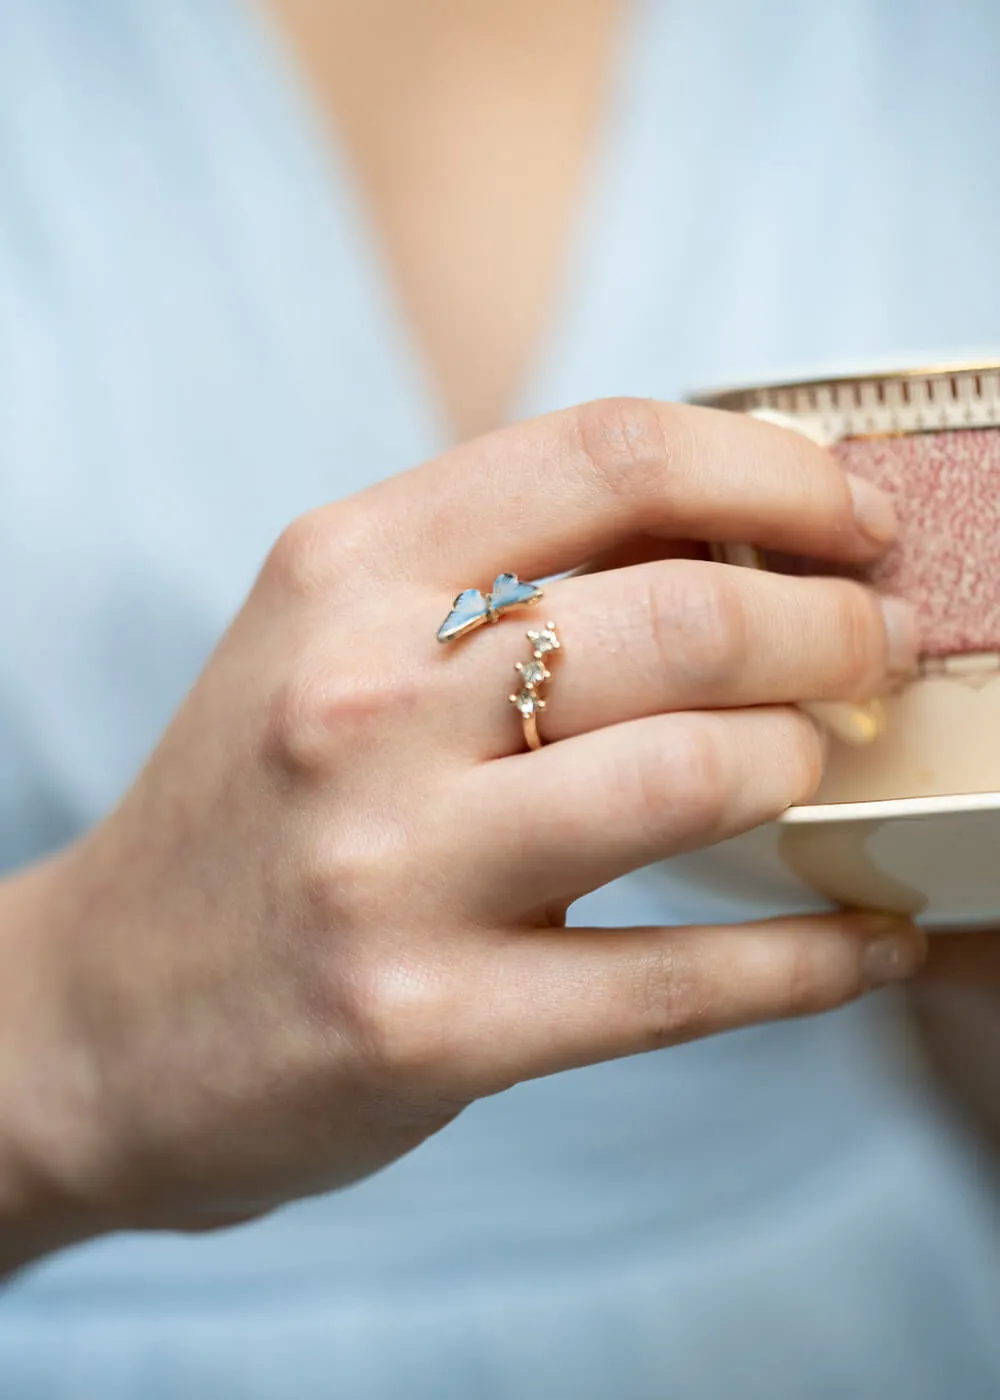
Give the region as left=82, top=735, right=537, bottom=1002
left=2, top=399, right=926, bottom=1258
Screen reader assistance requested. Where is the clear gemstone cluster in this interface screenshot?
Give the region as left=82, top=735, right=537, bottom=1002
left=509, top=622, right=560, bottom=720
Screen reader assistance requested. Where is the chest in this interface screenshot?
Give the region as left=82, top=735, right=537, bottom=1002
left=265, top=0, right=625, bottom=440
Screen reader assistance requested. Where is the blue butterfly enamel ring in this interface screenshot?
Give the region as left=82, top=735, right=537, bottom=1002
left=437, top=572, right=543, bottom=643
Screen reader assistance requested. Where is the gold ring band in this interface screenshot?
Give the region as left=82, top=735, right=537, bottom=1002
left=509, top=622, right=561, bottom=750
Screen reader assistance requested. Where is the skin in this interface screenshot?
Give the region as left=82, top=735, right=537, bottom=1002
left=269, top=0, right=624, bottom=440
left=10, top=0, right=997, bottom=1282
left=267, top=0, right=1000, bottom=1161
left=0, top=400, right=925, bottom=1274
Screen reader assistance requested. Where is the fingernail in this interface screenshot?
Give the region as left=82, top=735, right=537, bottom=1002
left=859, top=914, right=928, bottom=987
left=879, top=595, right=919, bottom=675
left=847, top=474, right=898, bottom=545
left=801, top=699, right=886, bottom=746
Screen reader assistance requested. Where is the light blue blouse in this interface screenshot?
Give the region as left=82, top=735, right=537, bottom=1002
left=1, top=2, right=999, bottom=1396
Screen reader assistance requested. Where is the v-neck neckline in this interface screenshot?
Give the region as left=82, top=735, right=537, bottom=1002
left=225, top=0, right=665, bottom=454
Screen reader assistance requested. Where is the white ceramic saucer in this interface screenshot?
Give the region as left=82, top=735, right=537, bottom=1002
left=665, top=792, right=1000, bottom=931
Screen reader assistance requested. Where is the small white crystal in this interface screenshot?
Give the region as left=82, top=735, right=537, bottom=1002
left=530, top=627, right=559, bottom=655
left=519, top=660, right=548, bottom=687
left=514, top=690, right=537, bottom=716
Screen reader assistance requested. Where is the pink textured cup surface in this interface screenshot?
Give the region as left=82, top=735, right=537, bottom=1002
left=769, top=428, right=1000, bottom=659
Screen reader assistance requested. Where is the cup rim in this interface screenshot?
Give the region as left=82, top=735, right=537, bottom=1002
left=689, top=359, right=1000, bottom=411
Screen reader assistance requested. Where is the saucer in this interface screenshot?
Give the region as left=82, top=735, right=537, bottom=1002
left=664, top=791, right=1000, bottom=931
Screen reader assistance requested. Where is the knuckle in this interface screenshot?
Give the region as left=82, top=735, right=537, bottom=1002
left=632, top=948, right=706, bottom=1049
left=571, top=397, right=676, bottom=517
left=343, top=952, right=454, bottom=1082
left=264, top=512, right=336, bottom=599
left=262, top=667, right=336, bottom=777
left=294, top=834, right=454, bottom=1079
left=263, top=665, right=421, bottom=777
left=620, top=716, right=729, bottom=850
left=650, top=561, right=748, bottom=694
left=263, top=502, right=373, bottom=600
left=324, top=670, right=423, bottom=739
left=304, top=820, right=411, bottom=932
left=774, top=938, right=853, bottom=1019
left=663, top=717, right=731, bottom=841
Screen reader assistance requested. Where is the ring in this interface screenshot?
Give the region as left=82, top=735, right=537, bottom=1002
left=437, top=572, right=542, bottom=643
left=509, top=623, right=561, bottom=750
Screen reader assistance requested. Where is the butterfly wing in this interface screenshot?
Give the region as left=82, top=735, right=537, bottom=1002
left=437, top=588, right=488, bottom=642
left=489, top=573, right=541, bottom=615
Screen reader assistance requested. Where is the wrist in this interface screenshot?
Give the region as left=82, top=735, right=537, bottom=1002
left=0, top=851, right=122, bottom=1273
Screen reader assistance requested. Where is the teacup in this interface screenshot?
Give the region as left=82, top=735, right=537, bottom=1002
left=675, top=363, right=1000, bottom=926
left=696, top=362, right=1000, bottom=806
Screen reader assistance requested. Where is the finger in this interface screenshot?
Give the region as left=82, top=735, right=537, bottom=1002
left=451, top=560, right=914, bottom=758
left=917, top=931, right=1000, bottom=987
left=440, top=914, right=927, bottom=1097
left=363, top=399, right=898, bottom=585
left=577, top=535, right=711, bottom=574
left=469, top=706, right=826, bottom=912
